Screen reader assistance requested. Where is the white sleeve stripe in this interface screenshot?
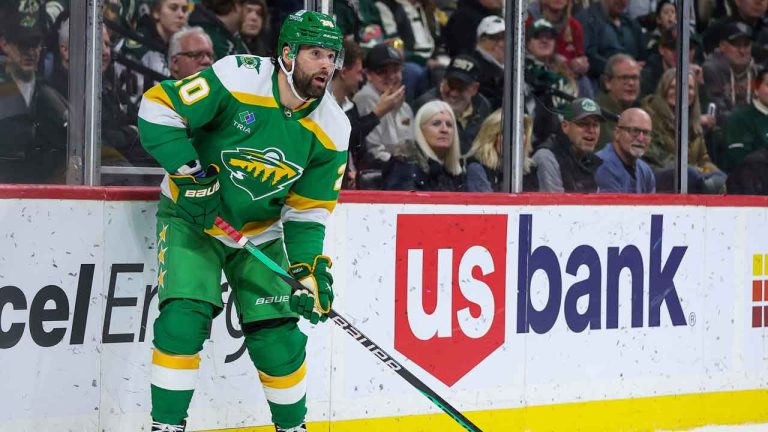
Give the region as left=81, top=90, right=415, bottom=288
left=151, top=364, right=199, bottom=391
left=138, top=98, right=186, bottom=129
left=261, top=377, right=306, bottom=405
left=281, top=207, right=331, bottom=225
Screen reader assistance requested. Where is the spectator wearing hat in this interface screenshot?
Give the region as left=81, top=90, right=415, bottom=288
left=445, top=0, right=503, bottom=57
left=641, top=28, right=704, bottom=98
left=532, top=97, right=605, bottom=192
left=525, top=18, right=580, bottom=146
left=703, top=0, right=768, bottom=64
left=702, top=21, right=758, bottom=132
left=412, top=54, right=492, bottom=154
left=595, top=107, right=656, bottom=193
left=0, top=13, right=68, bottom=184
left=575, top=0, right=646, bottom=82
left=472, top=15, right=505, bottom=109
left=353, top=42, right=413, bottom=184
left=526, top=0, right=591, bottom=96
left=332, top=40, right=403, bottom=189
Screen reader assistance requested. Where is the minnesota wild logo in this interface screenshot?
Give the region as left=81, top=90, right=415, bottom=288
left=221, top=147, right=303, bottom=200
left=236, top=55, right=262, bottom=72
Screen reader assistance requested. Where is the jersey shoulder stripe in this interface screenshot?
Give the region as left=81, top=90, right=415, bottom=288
left=213, top=55, right=274, bottom=105
left=303, top=94, right=351, bottom=152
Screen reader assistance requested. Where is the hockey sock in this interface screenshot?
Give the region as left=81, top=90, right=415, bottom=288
left=151, top=299, right=215, bottom=425
left=243, top=318, right=308, bottom=429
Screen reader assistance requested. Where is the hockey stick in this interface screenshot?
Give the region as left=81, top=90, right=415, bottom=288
left=213, top=216, right=483, bottom=432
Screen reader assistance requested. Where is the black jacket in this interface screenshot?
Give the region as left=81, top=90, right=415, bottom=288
left=445, top=0, right=501, bottom=57
left=538, top=133, right=603, bottom=192
left=383, top=143, right=466, bottom=191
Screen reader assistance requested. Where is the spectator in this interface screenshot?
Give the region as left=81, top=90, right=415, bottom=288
left=596, top=54, right=641, bottom=148
left=576, top=0, right=646, bottom=82
left=725, top=147, right=768, bottom=194
left=412, top=54, right=491, bottom=154
left=721, top=67, right=768, bottom=172
left=188, top=0, right=248, bottom=59
left=702, top=21, right=758, bottom=131
left=353, top=43, right=412, bottom=176
left=533, top=97, right=604, bottom=192
left=240, top=0, right=271, bottom=56
left=644, top=0, right=677, bottom=54
left=384, top=100, right=466, bottom=191
left=0, top=13, right=67, bottom=183
left=525, top=18, right=579, bottom=146
left=526, top=0, right=592, bottom=96
left=641, top=68, right=726, bottom=193
left=465, top=110, right=539, bottom=192
left=445, top=0, right=503, bottom=57
left=641, top=28, right=703, bottom=98
left=333, top=0, right=386, bottom=47
left=472, top=15, right=505, bottom=109
left=168, top=26, right=215, bottom=79
left=374, top=0, right=441, bottom=102
left=703, top=0, right=768, bottom=64
left=120, top=0, right=190, bottom=79
left=332, top=40, right=401, bottom=189
left=595, top=107, right=656, bottom=193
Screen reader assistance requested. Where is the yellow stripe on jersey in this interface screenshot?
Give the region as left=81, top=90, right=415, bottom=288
left=144, top=84, right=175, bottom=110
left=204, top=217, right=280, bottom=237
left=152, top=349, right=201, bottom=370
left=231, top=92, right=278, bottom=108
left=285, top=191, right=336, bottom=212
left=259, top=361, right=306, bottom=389
left=298, top=117, right=336, bottom=151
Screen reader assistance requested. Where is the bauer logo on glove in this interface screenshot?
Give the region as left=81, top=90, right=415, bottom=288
left=288, top=255, right=334, bottom=324
left=169, top=163, right=222, bottom=230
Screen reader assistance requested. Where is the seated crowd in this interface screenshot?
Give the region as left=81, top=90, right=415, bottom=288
left=0, top=0, right=766, bottom=193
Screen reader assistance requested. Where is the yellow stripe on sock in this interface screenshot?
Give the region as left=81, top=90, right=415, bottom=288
left=152, top=349, right=201, bottom=370
left=258, top=361, right=306, bottom=389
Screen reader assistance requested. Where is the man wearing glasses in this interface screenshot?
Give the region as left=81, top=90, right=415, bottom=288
left=595, top=108, right=656, bottom=193
left=533, top=97, right=604, bottom=192
left=168, top=27, right=216, bottom=80
left=596, top=53, right=641, bottom=149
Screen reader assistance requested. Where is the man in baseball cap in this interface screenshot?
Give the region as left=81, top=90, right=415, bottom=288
left=532, top=97, right=604, bottom=192
left=472, top=15, right=506, bottom=109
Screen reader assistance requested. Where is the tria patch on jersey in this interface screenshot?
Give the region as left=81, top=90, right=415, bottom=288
left=236, top=55, right=261, bottom=72
left=221, top=147, right=303, bottom=201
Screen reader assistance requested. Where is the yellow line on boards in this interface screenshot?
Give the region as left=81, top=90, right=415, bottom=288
left=197, top=389, right=768, bottom=432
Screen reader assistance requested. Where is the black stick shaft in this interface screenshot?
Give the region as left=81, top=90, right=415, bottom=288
left=214, top=217, right=483, bottom=432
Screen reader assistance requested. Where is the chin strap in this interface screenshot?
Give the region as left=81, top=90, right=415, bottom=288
left=278, top=56, right=308, bottom=103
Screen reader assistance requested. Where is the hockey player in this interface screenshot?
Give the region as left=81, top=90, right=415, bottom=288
left=137, top=10, right=350, bottom=432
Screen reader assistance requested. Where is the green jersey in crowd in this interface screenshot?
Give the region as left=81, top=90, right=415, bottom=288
left=137, top=54, right=351, bottom=265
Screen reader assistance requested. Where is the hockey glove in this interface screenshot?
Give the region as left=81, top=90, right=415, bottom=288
left=169, top=163, right=221, bottom=230
left=288, top=256, right=334, bottom=324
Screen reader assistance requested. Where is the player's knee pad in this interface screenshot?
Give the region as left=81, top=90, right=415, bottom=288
left=242, top=318, right=307, bottom=375
left=243, top=318, right=308, bottom=428
left=153, top=299, right=215, bottom=355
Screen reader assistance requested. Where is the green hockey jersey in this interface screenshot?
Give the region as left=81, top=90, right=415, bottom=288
left=137, top=55, right=350, bottom=265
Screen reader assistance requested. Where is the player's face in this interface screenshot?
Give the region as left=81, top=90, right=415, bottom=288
left=293, top=46, right=337, bottom=99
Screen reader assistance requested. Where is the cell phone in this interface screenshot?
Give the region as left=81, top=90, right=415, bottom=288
left=707, top=103, right=716, bottom=117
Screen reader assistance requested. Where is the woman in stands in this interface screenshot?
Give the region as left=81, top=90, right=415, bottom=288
left=117, top=0, right=190, bottom=95
left=384, top=100, right=465, bottom=191
left=465, top=111, right=538, bottom=192
left=240, top=0, right=271, bottom=56
left=641, top=68, right=726, bottom=193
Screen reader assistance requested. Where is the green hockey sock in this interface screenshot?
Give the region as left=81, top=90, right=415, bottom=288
left=151, top=385, right=194, bottom=425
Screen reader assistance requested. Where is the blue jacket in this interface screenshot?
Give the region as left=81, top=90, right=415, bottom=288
left=595, top=144, right=656, bottom=193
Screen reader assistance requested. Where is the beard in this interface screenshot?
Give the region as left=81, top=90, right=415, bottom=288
left=292, top=62, right=328, bottom=100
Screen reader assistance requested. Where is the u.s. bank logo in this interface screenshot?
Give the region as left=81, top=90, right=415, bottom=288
left=221, top=147, right=303, bottom=201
